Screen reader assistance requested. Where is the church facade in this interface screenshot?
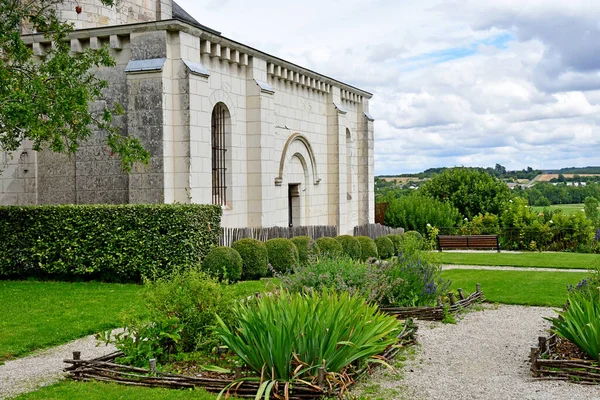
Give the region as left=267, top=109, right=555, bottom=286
left=2, top=0, right=375, bottom=234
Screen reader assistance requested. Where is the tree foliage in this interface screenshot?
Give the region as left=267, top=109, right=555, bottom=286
left=0, top=0, right=149, bottom=171
left=420, top=168, right=511, bottom=219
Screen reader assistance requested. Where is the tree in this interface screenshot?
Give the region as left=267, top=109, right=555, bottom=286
left=494, top=163, right=506, bottom=175
left=584, top=196, right=599, bottom=226
left=0, top=0, right=149, bottom=171
left=420, top=168, right=511, bottom=219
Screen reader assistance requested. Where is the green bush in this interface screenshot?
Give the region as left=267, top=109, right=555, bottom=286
left=356, top=236, right=378, bottom=260
left=281, top=257, right=367, bottom=294
left=0, top=204, right=222, bottom=283
left=316, top=237, right=344, bottom=258
left=231, top=238, right=269, bottom=280
left=383, top=193, right=462, bottom=234
left=265, top=238, right=299, bottom=274
left=375, top=236, right=395, bottom=259
left=201, top=246, right=243, bottom=282
left=334, top=235, right=362, bottom=259
left=290, top=236, right=319, bottom=265
left=104, top=268, right=234, bottom=365
left=386, top=234, right=404, bottom=255
left=215, top=289, right=401, bottom=383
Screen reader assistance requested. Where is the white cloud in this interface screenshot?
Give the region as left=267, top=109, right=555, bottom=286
left=178, top=0, right=600, bottom=174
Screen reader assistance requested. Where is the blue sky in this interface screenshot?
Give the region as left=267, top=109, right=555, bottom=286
left=180, top=0, right=600, bottom=175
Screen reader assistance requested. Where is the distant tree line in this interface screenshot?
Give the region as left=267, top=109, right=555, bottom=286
left=513, top=183, right=600, bottom=206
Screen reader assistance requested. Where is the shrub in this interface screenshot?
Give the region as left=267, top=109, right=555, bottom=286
left=334, top=235, right=362, bottom=259
left=214, top=289, right=401, bottom=382
left=290, top=236, right=318, bottom=265
left=0, top=204, right=221, bottom=282
left=375, top=236, right=395, bottom=259
left=265, top=238, right=299, bottom=274
left=232, top=238, right=269, bottom=280
left=386, top=234, right=404, bottom=255
left=280, top=257, right=367, bottom=294
left=383, top=193, right=462, bottom=234
left=103, top=268, right=234, bottom=365
left=316, top=237, right=344, bottom=258
left=356, top=236, right=378, bottom=260
left=201, top=246, right=243, bottom=282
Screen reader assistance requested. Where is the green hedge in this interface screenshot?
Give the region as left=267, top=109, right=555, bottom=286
left=316, top=237, right=344, bottom=258
left=232, top=238, right=269, bottom=280
left=290, top=236, right=319, bottom=265
left=375, top=236, right=395, bottom=259
left=265, top=238, right=299, bottom=274
left=356, top=236, right=378, bottom=260
left=0, top=204, right=222, bottom=283
left=202, top=246, right=243, bottom=282
left=335, top=235, right=362, bottom=260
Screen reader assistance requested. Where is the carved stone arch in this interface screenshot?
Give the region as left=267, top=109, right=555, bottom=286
left=275, top=133, right=320, bottom=186
left=208, top=90, right=237, bottom=126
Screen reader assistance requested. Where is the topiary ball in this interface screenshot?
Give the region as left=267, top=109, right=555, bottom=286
left=316, top=237, right=344, bottom=258
left=374, top=236, right=395, bottom=259
left=232, top=238, right=269, bottom=280
left=265, top=238, right=299, bottom=274
left=386, top=234, right=403, bottom=255
left=334, top=235, right=362, bottom=260
left=290, top=236, right=319, bottom=265
left=402, top=231, right=425, bottom=250
left=355, top=236, right=378, bottom=260
left=202, top=246, right=243, bottom=282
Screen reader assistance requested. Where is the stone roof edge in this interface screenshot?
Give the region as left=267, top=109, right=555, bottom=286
left=21, top=19, right=373, bottom=99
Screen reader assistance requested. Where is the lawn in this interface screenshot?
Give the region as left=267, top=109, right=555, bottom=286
left=15, top=381, right=221, bottom=400
left=432, top=251, right=599, bottom=270
left=531, top=203, right=593, bottom=216
left=441, top=269, right=588, bottom=307
left=0, top=279, right=273, bottom=361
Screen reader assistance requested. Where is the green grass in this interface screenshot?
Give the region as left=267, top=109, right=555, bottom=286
left=0, top=280, right=146, bottom=361
left=15, top=381, right=222, bottom=400
left=432, top=251, right=599, bottom=270
left=0, top=279, right=274, bottom=362
left=531, top=203, right=593, bottom=216
left=441, top=269, right=588, bottom=307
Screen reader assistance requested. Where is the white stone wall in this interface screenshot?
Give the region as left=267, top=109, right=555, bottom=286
left=0, top=143, right=37, bottom=205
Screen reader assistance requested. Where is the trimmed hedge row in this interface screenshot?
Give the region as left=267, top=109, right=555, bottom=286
left=0, top=204, right=222, bottom=282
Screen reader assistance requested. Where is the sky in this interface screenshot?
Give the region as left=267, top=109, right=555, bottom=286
left=178, top=0, right=600, bottom=175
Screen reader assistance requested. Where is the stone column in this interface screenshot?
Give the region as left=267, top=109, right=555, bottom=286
left=245, top=57, right=275, bottom=227
left=357, top=100, right=375, bottom=224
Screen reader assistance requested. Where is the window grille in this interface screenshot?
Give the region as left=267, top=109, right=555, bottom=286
left=211, top=103, right=227, bottom=206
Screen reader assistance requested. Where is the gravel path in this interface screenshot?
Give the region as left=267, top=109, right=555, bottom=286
left=0, top=335, right=116, bottom=399
left=374, top=305, right=600, bottom=400
left=442, top=265, right=589, bottom=273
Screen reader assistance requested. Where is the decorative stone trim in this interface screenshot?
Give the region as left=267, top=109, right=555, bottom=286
left=275, top=133, right=320, bottom=186
left=364, top=111, right=375, bottom=121
left=125, top=58, right=166, bottom=74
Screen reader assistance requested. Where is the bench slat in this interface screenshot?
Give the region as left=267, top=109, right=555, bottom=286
left=437, top=234, right=500, bottom=252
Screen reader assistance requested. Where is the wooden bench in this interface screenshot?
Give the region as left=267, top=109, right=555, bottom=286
left=437, top=235, right=500, bottom=252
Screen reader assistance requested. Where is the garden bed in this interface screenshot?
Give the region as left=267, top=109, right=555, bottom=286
left=380, top=284, right=484, bottom=320
left=530, top=333, right=600, bottom=384
left=64, top=325, right=416, bottom=399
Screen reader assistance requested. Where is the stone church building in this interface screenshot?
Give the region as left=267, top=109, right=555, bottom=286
left=2, top=0, right=375, bottom=234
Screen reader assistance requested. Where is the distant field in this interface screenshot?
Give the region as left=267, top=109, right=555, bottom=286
left=531, top=203, right=594, bottom=216
left=379, top=176, right=428, bottom=184
left=537, top=174, right=600, bottom=181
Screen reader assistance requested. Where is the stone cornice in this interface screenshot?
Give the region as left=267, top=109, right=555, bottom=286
left=21, top=19, right=373, bottom=100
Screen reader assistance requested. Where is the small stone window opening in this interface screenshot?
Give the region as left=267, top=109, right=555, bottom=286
left=211, top=103, right=228, bottom=206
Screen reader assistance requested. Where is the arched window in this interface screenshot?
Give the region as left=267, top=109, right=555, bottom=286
left=211, top=103, right=230, bottom=206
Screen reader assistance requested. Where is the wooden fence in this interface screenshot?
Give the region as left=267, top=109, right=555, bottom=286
left=530, top=333, right=600, bottom=384
left=220, top=226, right=337, bottom=247
left=353, top=223, right=404, bottom=240
left=64, top=325, right=417, bottom=399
